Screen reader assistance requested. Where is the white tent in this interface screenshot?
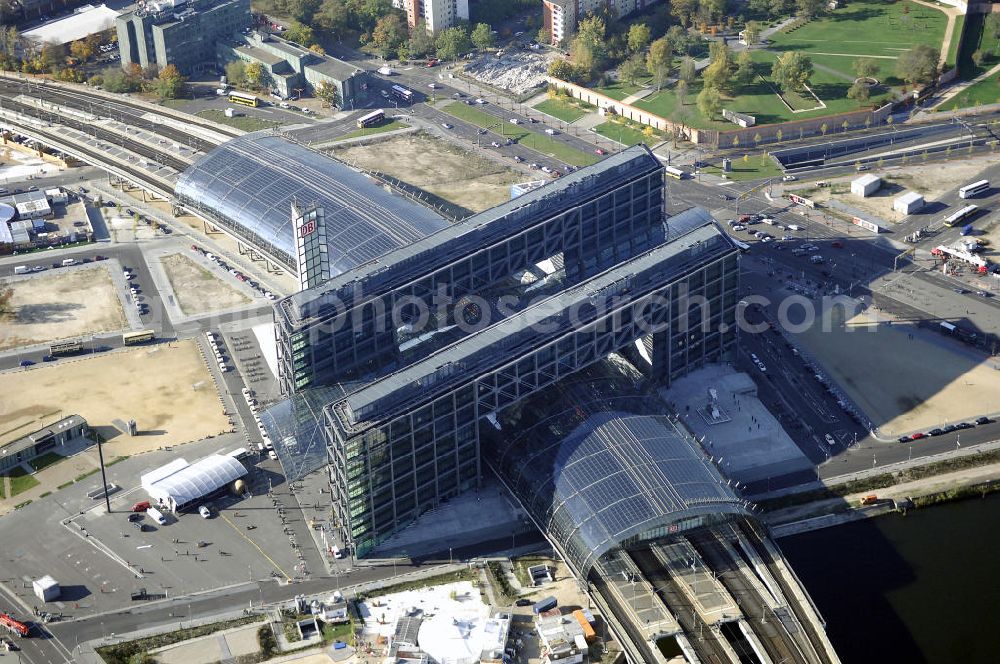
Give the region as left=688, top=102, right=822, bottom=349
left=141, top=455, right=247, bottom=512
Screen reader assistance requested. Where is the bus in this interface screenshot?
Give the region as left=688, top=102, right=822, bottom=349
left=664, top=166, right=686, bottom=180
left=942, top=205, right=978, bottom=227
left=390, top=85, right=413, bottom=103
left=49, top=339, right=83, bottom=355
left=122, top=329, right=155, bottom=345
left=356, top=109, right=385, bottom=129
left=958, top=180, right=989, bottom=199
left=228, top=91, right=259, bottom=107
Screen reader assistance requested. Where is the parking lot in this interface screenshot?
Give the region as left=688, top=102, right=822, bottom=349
left=0, top=435, right=323, bottom=615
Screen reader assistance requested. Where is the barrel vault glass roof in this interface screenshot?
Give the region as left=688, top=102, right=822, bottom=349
left=146, top=455, right=248, bottom=508
left=492, top=410, right=745, bottom=576
left=174, top=134, right=448, bottom=274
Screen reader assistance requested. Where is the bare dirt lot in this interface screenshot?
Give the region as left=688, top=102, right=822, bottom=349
left=792, top=306, right=1000, bottom=435
left=0, top=265, right=126, bottom=351
left=161, top=252, right=251, bottom=315
left=0, top=340, right=230, bottom=455
left=799, top=157, right=994, bottom=223
left=329, top=132, right=523, bottom=213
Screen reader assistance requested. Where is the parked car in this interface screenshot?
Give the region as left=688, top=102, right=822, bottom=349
left=910, top=432, right=927, bottom=440
left=19, top=360, right=35, bottom=367
left=824, top=433, right=836, bottom=447
left=928, top=428, right=945, bottom=436
left=897, top=436, right=911, bottom=443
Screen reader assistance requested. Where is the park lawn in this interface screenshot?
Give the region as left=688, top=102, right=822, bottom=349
left=768, top=0, right=948, bottom=79
left=197, top=109, right=284, bottom=132
left=702, top=157, right=784, bottom=182
left=6, top=467, right=39, bottom=497
left=593, top=121, right=656, bottom=147
left=947, top=14, right=966, bottom=70
left=942, top=75, right=1000, bottom=111
left=442, top=102, right=598, bottom=167
left=336, top=119, right=408, bottom=141
left=534, top=97, right=590, bottom=123
left=590, top=80, right=645, bottom=101
left=958, top=13, right=1000, bottom=80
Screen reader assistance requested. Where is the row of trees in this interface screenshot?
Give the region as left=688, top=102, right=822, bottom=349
left=368, top=14, right=496, bottom=61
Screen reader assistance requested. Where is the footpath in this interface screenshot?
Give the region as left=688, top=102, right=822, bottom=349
left=765, top=458, right=1000, bottom=537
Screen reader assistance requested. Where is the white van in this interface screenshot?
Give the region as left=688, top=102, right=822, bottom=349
left=147, top=506, right=167, bottom=525
left=332, top=545, right=343, bottom=559
left=544, top=128, right=557, bottom=135
left=13, top=265, right=29, bottom=275
left=279, top=101, right=290, bottom=109
left=787, top=224, right=803, bottom=231
left=61, top=258, right=77, bottom=267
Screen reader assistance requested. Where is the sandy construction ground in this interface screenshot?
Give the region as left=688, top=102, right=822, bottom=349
left=792, top=306, right=1000, bottom=435
left=161, top=253, right=251, bottom=315
left=330, top=133, right=522, bottom=213
left=0, top=340, right=230, bottom=455
left=0, top=266, right=126, bottom=351
left=801, top=157, right=994, bottom=223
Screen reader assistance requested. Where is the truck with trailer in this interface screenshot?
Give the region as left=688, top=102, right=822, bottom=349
left=0, top=613, right=29, bottom=638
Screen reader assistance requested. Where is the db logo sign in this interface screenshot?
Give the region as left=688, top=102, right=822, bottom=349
left=300, top=219, right=316, bottom=237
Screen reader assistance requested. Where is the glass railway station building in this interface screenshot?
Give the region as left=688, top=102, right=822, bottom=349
left=175, top=136, right=744, bottom=562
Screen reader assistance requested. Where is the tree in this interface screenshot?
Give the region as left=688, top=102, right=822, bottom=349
left=820, top=122, right=828, bottom=135
left=316, top=80, right=342, bottom=108
left=697, top=86, right=722, bottom=119
left=244, top=61, right=265, bottom=90
left=316, top=0, right=349, bottom=39
left=284, top=21, right=317, bottom=48
left=471, top=22, right=494, bottom=51
left=40, top=41, right=66, bottom=72
left=679, top=56, right=696, bottom=84
left=70, top=39, right=95, bottom=63
left=987, top=13, right=1000, bottom=43
left=346, top=0, right=394, bottom=33
left=847, top=79, right=870, bottom=105
left=310, top=44, right=326, bottom=55
left=225, top=60, right=246, bottom=87
left=627, top=23, right=651, bottom=54
left=371, top=13, right=407, bottom=58
left=795, top=0, right=824, bottom=18
left=571, top=14, right=606, bottom=75
left=409, top=20, right=435, bottom=58
left=290, top=0, right=322, bottom=23
left=676, top=79, right=689, bottom=106
left=853, top=57, right=877, bottom=80
left=538, top=27, right=550, bottom=44
left=735, top=49, right=755, bottom=84
left=153, top=63, right=185, bottom=99
left=548, top=58, right=575, bottom=81
left=435, top=26, right=471, bottom=62
left=671, top=0, right=698, bottom=27
left=771, top=51, right=813, bottom=92
left=619, top=54, right=645, bottom=86
left=0, top=285, right=12, bottom=314
left=895, top=44, right=939, bottom=86
left=742, top=20, right=761, bottom=47
left=647, top=37, right=673, bottom=91
left=972, top=49, right=985, bottom=67
left=702, top=43, right=732, bottom=91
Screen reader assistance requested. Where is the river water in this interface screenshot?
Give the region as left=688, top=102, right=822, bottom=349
left=780, top=493, right=1000, bottom=663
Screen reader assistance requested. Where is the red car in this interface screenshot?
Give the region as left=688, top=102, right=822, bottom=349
left=910, top=432, right=927, bottom=440
left=426, top=59, right=438, bottom=67
left=595, top=148, right=606, bottom=155
left=132, top=500, right=151, bottom=512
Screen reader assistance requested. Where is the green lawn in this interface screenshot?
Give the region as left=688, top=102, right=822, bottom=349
left=768, top=0, right=949, bottom=82
left=335, top=119, right=408, bottom=141
left=957, top=13, right=1000, bottom=81
left=943, top=75, right=1000, bottom=111
left=590, top=80, right=645, bottom=101
left=5, top=468, right=39, bottom=498
left=29, top=452, right=65, bottom=472
left=534, top=97, right=591, bottom=123
left=196, top=109, right=284, bottom=132
left=702, top=156, right=784, bottom=182
left=593, top=121, right=655, bottom=147
left=947, top=14, right=966, bottom=70
left=442, top=102, right=599, bottom=167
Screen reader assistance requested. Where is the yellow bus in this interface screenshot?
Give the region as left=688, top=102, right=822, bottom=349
left=122, top=329, right=155, bottom=345
left=228, top=91, right=259, bottom=107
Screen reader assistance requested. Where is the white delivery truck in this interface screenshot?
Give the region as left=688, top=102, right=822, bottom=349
left=147, top=506, right=167, bottom=525
left=13, top=265, right=29, bottom=275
